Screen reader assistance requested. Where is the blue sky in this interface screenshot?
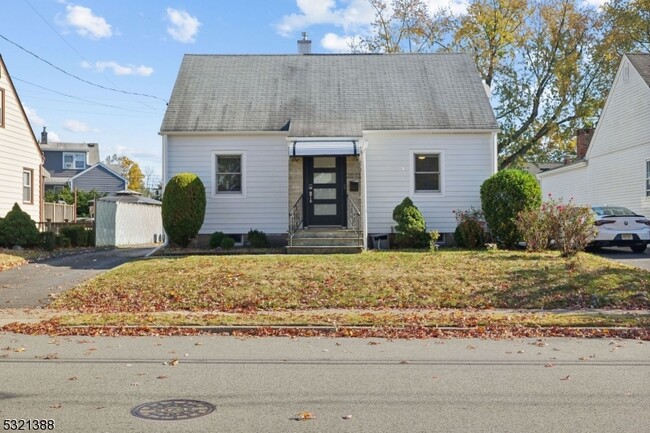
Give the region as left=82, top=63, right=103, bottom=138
left=0, top=0, right=606, bottom=182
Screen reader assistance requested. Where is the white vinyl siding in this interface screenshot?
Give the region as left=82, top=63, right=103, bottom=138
left=0, top=61, right=42, bottom=222
left=165, top=135, right=288, bottom=234
left=365, top=132, right=495, bottom=234
left=540, top=55, right=650, bottom=217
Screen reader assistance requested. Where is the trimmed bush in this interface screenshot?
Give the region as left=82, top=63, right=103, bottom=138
left=39, top=231, right=57, bottom=251
left=453, top=208, right=488, bottom=249
left=86, top=229, right=96, bottom=247
left=209, top=231, right=227, bottom=249
left=0, top=203, right=40, bottom=248
left=60, top=225, right=88, bottom=247
left=220, top=237, right=235, bottom=249
left=480, top=169, right=541, bottom=248
left=392, top=197, right=430, bottom=248
left=247, top=229, right=270, bottom=248
left=162, top=173, right=206, bottom=247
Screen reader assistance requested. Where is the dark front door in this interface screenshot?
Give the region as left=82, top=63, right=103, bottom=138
left=304, top=156, right=347, bottom=227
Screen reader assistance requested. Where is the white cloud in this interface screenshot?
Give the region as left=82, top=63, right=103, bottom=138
left=424, top=0, right=469, bottom=15
left=277, top=0, right=374, bottom=37
left=47, top=131, right=62, bottom=143
left=24, top=106, right=46, bottom=127
left=581, top=0, right=608, bottom=8
left=63, top=119, right=91, bottom=133
left=81, top=60, right=154, bottom=77
left=321, top=33, right=360, bottom=52
left=166, top=8, right=201, bottom=43
left=64, top=4, right=112, bottom=39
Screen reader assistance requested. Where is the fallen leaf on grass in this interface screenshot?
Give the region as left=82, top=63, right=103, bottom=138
left=292, top=412, right=316, bottom=421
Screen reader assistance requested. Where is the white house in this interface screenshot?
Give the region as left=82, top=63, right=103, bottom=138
left=539, top=53, right=650, bottom=217
left=160, top=45, right=498, bottom=251
left=0, top=55, right=43, bottom=222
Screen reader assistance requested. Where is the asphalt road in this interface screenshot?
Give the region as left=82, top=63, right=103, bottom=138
left=0, top=248, right=154, bottom=308
left=0, top=335, right=648, bottom=433
left=595, top=246, right=650, bottom=271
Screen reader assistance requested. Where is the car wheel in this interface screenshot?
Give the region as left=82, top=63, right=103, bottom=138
left=630, top=244, right=648, bottom=253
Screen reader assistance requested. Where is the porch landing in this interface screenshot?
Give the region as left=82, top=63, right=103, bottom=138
left=286, top=228, right=363, bottom=254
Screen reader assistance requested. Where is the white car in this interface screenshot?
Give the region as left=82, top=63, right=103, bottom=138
left=590, top=206, right=650, bottom=253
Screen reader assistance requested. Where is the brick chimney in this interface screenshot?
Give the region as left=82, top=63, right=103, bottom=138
left=298, top=32, right=311, bottom=54
left=41, top=127, right=48, bottom=144
left=576, top=128, right=594, bottom=159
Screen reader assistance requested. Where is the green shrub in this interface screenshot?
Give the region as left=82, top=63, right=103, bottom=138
left=39, top=231, right=57, bottom=251
left=162, top=173, right=206, bottom=247
left=209, top=231, right=227, bottom=249
left=0, top=203, right=40, bottom=248
left=247, top=229, right=270, bottom=248
left=428, top=230, right=440, bottom=252
left=60, top=237, right=72, bottom=248
left=220, top=237, right=235, bottom=250
left=0, top=218, right=4, bottom=247
left=392, top=197, right=430, bottom=248
left=453, top=208, right=488, bottom=249
left=480, top=169, right=541, bottom=248
left=86, top=229, right=95, bottom=247
left=60, top=225, right=87, bottom=247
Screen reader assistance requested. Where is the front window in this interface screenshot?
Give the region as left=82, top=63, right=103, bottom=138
left=215, top=154, right=242, bottom=193
left=414, top=153, right=440, bottom=192
left=63, top=152, right=86, bottom=169
left=22, top=169, right=33, bottom=203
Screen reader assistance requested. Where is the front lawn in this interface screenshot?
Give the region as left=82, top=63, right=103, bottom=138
left=51, top=250, right=650, bottom=313
left=0, top=249, right=29, bottom=271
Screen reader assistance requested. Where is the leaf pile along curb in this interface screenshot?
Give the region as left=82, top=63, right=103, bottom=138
left=2, top=319, right=649, bottom=340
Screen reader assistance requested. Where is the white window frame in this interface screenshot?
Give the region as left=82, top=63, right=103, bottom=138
left=22, top=168, right=33, bottom=204
left=212, top=151, right=246, bottom=198
left=63, top=152, right=86, bottom=170
left=410, top=150, right=445, bottom=195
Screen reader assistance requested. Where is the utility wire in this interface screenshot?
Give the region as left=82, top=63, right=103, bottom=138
left=21, top=0, right=159, bottom=111
left=0, top=33, right=168, bottom=104
left=13, top=76, right=163, bottom=114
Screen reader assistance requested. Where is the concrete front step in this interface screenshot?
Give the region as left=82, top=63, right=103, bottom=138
left=291, top=237, right=362, bottom=247
left=286, top=246, right=364, bottom=254
left=292, top=229, right=359, bottom=239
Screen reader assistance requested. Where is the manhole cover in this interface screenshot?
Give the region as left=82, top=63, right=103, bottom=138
left=131, top=399, right=215, bottom=421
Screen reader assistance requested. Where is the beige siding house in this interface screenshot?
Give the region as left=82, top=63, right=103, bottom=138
left=539, top=54, right=650, bottom=217
left=161, top=48, right=498, bottom=251
left=0, top=55, right=43, bottom=222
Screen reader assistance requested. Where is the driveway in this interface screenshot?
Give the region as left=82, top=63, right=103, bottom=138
left=0, top=247, right=154, bottom=308
left=595, top=247, right=650, bottom=271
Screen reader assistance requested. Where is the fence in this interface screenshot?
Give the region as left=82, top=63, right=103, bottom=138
left=37, top=220, right=93, bottom=234
left=43, top=202, right=76, bottom=223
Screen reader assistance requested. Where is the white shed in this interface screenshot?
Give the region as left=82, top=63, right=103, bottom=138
left=95, top=191, right=164, bottom=247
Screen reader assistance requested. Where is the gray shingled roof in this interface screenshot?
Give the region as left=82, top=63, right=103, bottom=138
left=40, top=142, right=101, bottom=165
left=627, top=53, right=650, bottom=87
left=161, top=53, right=497, bottom=136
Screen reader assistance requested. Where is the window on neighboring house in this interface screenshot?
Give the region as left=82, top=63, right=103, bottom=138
left=646, top=159, right=650, bottom=198
left=63, top=152, right=86, bottom=169
left=0, top=88, right=5, bottom=128
left=215, top=154, right=243, bottom=193
left=22, top=169, right=33, bottom=204
left=413, top=153, right=441, bottom=193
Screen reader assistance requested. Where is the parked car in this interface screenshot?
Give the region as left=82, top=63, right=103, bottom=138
left=590, top=206, right=650, bottom=253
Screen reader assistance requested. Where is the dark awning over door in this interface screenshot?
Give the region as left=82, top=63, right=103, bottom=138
left=290, top=141, right=358, bottom=157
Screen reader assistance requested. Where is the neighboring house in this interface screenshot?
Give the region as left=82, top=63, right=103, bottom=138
left=161, top=44, right=498, bottom=249
left=539, top=53, right=650, bottom=217
left=39, top=132, right=126, bottom=195
left=0, top=55, right=44, bottom=222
